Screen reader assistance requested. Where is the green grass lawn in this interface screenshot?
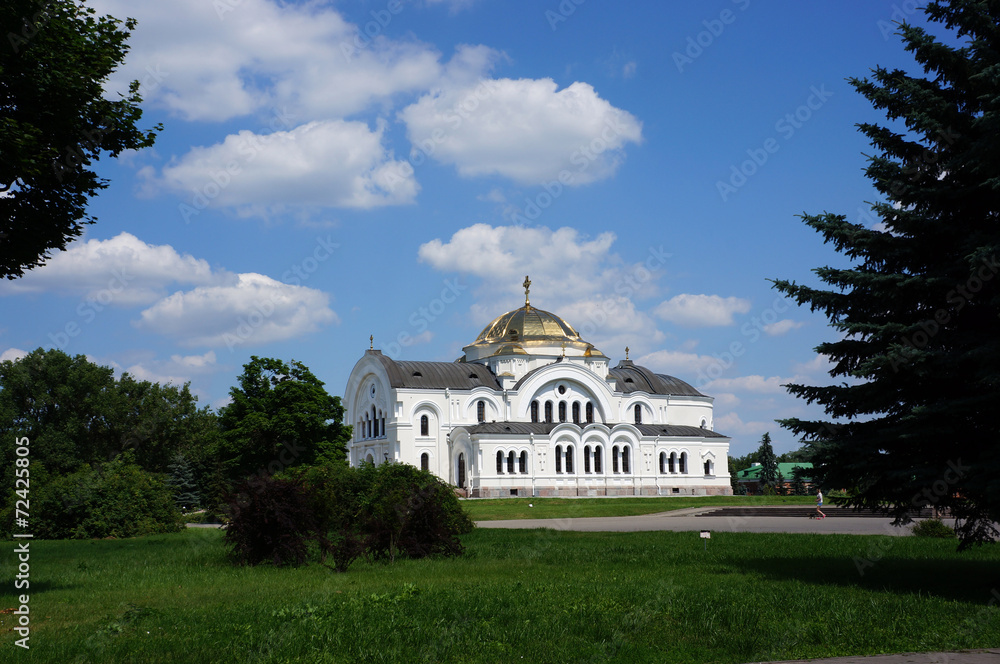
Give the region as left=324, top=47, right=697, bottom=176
left=462, top=494, right=815, bottom=521
left=3, top=527, right=998, bottom=663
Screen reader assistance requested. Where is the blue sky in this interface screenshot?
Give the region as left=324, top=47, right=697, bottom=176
left=0, top=0, right=938, bottom=455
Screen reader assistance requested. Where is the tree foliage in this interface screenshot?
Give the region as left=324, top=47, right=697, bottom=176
left=772, top=0, right=1000, bottom=548
left=218, top=357, right=350, bottom=482
left=1, top=0, right=160, bottom=279
left=756, top=432, right=778, bottom=490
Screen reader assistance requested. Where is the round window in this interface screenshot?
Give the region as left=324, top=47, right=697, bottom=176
left=558, top=385, right=566, bottom=395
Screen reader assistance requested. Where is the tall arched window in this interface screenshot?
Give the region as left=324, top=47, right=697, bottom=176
left=584, top=445, right=591, bottom=473
left=496, top=451, right=504, bottom=474
left=545, top=401, right=553, bottom=423
left=558, top=401, right=567, bottom=423
left=633, top=404, right=642, bottom=424
left=555, top=445, right=563, bottom=473
left=421, top=453, right=429, bottom=472
left=669, top=452, right=677, bottom=473
left=477, top=400, right=486, bottom=423
left=366, top=416, right=371, bottom=439
left=531, top=400, right=539, bottom=423
left=507, top=450, right=516, bottom=474
left=680, top=452, right=688, bottom=474
left=565, top=446, right=574, bottom=474
left=381, top=416, right=386, bottom=437
left=595, top=445, right=603, bottom=474
left=704, top=459, right=712, bottom=476
left=519, top=451, right=527, bottom=474
left=659, top=451, right=667, bottom=474
left=420, top=414, right=429, bottom=437
left=622, top=446, right=631, bottom=474
left=612, top=445, right=620, bottom=473
left=586, top=402, right=594, bottom=424
left=457, top=453, right=466, bottom=488
left=572, top=402, right=581, bottom=424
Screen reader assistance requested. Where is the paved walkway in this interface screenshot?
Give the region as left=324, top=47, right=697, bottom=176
left=751, top=649, right=1000, bottom=663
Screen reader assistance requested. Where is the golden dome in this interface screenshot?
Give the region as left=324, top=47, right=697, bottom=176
left=474, top=305, right=583, bottom=345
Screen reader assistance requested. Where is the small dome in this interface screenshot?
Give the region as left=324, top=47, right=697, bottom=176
left=474, top=305, right=582, bottom=345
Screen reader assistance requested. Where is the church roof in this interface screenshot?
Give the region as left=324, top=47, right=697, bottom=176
left=608, top=360, right=705, bottom=397
left=366, top=351, right=501, bottom=390
left=472, top=304, right=583, bottom=346
left=463, top=422, right=726, bottom=438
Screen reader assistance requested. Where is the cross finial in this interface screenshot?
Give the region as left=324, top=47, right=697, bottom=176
left=369, top=334, right=373, bottom=350
left=523, top=275, right=531, bottom=308
left=561, top=341, right=566, bottom=357
left=625, top=346, right=630, bottom=361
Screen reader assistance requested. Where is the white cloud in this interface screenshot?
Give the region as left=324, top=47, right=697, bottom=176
left=763, top=319, right=804, bottom=336
left=123, top=351, right=218, bottom=387
left=157, top=120, right=418, bottom=214
left=91, top=0, right=453, bottom=123
left=713, top=412, right=772, bottom=437
left=634, top=349, right=721, bottom=379
left=399, top=78, right=642, bottom=185
left=134, top=273, right=337, bottom=348
left=704, top=375, right=789, bottom=394
left=654, top=294, right=751, bottom=327
left=0, top=348, right=28, bottom=363
left=0, top=233, right=215, bottom=305
left=794, top=354, right=834, bottom=376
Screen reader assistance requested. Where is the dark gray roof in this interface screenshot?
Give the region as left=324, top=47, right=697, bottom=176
left=367, top=350, right=501, bottom=390
left=463, top=421, right=726, bottom=438
left=608, top=361, right=705, bottom=396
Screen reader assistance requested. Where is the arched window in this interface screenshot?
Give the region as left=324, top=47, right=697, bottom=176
left=701, top=418, right=707, bottom=429
left=572, top=402, right=581, bottom=424
left=633, top=404, right=642, bottom=424
left=622, top=446, right=631, bottom=474
left=558, top=401, right=567, bottom=423
left=659, top=451, right=667, bottom=474
left=477, top=400, right=486, bottom=423
left=669, top=452, right=677, bottom=473
left=365, top=416, right=371, bottom=439
left=531, top=400, right=539, bottom=423
left=496, top=451, right=504, bottom=474
left=584, top=445, right=591, bottom=473
left=421, top=453, right=429, bottom=472
left=594, top=445, right=603, bottom=474
left=704, top=459, right=712, bottom=476
left=680, top=452, right=688, bottom=474
left=612, top=445, right=620, bottom=473
left=507, top=450, right=516, bottom=474
left=420, top=414, right=429, bottom=437
left=381, top=416, right=386, bottom=437
left=545, top=401, right=553, bottom=423
left=555, top=445, right=563, bottom=473
left=457, top=453, right=466, bottom=488
left=519, top=451, right=527, bottom=474
left=586, top=402, right=594, bottom=424
left=565, top=446, right=574, bottom=474
left=365, top=453, right=374, bottom=465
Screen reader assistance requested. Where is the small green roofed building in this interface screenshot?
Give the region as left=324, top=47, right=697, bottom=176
left=736, top=462, right=813, bottom=494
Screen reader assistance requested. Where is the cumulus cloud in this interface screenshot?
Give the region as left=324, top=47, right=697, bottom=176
left=634, top=349, right=721, bottom=379
left=654, top=294, right=751, bottom=327
left=0, top=348, right=28, bottom=363
left=123, top=351, right=219, bottom=386
left=703, top=375, right=790, bottom=394
left=763, top=319, right=805, bottom=336
left=135, top=273, right=337, bottom=348
left=91, top=0, right=453, bottom=123
left=157, top=120, right=418, bottom=214
left=399, top=78, right=642, bottom=185
left=713, top=412, right=772, bottom=437
left=0, top=233, right=215, bottom=305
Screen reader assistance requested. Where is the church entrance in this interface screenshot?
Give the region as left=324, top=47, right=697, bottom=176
left=457, top=453, right=466, bottom=488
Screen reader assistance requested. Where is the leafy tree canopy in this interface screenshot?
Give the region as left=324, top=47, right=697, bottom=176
left=756, top=432, right=778, bottom=488
left=0, top=0, right=160, bottom=279
left=772, top=0, right=1000, bottom=548
left=218, top=356, right=350, bottom=481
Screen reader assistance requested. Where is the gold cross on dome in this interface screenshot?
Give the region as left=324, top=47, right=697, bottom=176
left=369, top=334, right=373, bottom=350
left=523, top=275, right=531, bottom=308
left=625, top=346, right=630, bottom=360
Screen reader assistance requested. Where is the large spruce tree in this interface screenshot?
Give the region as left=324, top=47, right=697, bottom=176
left=773, top=0, right=1000, bottom=547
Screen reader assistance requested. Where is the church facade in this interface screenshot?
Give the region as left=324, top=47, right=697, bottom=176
left=344, top=279, right=732, bottom=497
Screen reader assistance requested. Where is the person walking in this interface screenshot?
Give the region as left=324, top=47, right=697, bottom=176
left=815, top=488, right=826, bottom=519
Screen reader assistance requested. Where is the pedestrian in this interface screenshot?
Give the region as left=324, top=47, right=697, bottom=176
left=815, top=488, right=826, bottom=519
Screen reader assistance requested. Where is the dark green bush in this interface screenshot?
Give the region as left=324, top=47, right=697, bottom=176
left=911, top=518, right=957, bottom=538
left=224, top=475, right=317, bottom=566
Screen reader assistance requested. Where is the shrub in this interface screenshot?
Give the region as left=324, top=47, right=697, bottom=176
left=224, top=475, right=317, bottom=566
left=911, top=518, right=957, bottom=539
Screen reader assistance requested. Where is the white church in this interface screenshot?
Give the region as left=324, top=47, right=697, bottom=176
left=344, top=278, right=732, bottom=497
